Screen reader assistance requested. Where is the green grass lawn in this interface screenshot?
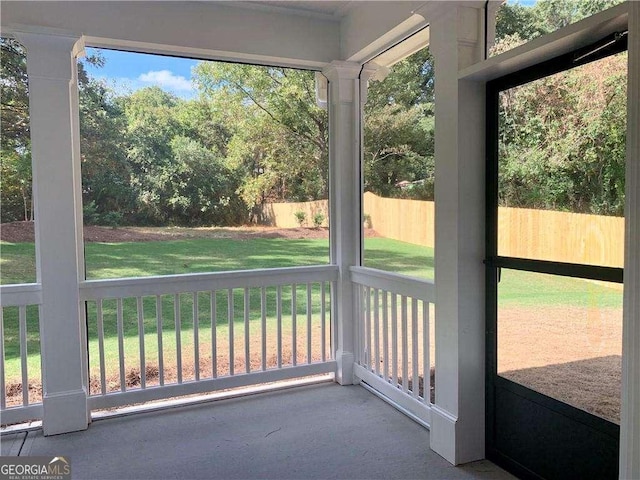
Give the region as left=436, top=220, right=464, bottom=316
left=1, top=237, right=435, bottom=284
left=0, top=237, right=434, bottom=383
left=498, top=268, right=623, bottom=308
left=0, top=236, right=623, bottom=384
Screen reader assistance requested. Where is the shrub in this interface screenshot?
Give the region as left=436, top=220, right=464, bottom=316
left=101, top=211, right=124, bottom=228
left=363, top=213, right=372, bottom=229
left=312, top=212, right=325, bottom=228
left=294, top=210, right=307, bottom=227
left=83, top=201, right=100, bottom=225
left=83, top=201, right=124, bottom=227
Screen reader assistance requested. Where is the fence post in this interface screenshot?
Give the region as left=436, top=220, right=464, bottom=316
left=15, top=29, right=89, bottom=435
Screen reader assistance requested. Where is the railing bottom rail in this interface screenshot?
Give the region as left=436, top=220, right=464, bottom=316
left=89, top=362, right=336, bottom=410
left=355, top=365, right=431, bottom=428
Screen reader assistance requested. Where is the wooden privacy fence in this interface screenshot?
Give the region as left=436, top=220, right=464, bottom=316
left=362, top=192, right=435, bottom=248
left=263, top=193, right=625, bottom=268
left=498, top=206, right=624, bottom=268
left=262, top=199, right=329, bottom=228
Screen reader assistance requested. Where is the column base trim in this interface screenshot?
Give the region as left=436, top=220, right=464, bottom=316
left=430, top=405, right=458, bottom=464
left=43, top=388, right=88, bottom=436
left=335, top=351, right=355, bottom=385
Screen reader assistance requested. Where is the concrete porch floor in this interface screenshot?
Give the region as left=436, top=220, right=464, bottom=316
left=1, top=383, right=515, bottom=479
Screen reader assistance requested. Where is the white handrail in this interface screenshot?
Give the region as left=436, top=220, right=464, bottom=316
left=0, top=283, right=42, bottom=307
left=80, top=265, right=339, bottom=300
left=350, top=267, right=435, bottom=303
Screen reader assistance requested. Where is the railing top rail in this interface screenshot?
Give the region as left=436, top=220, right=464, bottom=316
left=0, top=283, right=42, bottom=307
left=350, top=266, right=435, bottom=303
left=80, top=265, right=339, bottom=300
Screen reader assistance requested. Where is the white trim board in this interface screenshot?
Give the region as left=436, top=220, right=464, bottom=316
left=459, top=2, right=628, bottom=82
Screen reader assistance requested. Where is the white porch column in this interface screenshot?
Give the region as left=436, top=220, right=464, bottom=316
left=15, top=30, right=89, bottom=435
left=418, top=2, right=487, bottom=464
left=323, top=61, right=362, bottom=385
left=620, top=1, right=640, bottom=478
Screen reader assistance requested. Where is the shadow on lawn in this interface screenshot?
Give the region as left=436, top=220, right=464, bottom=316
left=85, top=238, right=331, bottom=278
left=364, top=244, right=434, bottom=279
left=0, top=242, right=37, bottom=284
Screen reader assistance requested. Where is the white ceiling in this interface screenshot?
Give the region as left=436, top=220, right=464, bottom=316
left=236, top=1, right=355, bottom=20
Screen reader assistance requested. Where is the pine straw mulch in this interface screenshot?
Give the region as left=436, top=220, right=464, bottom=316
left=1, top=221, right=380, bottom=243
left=4, top=357, right=436, bottom=412
left=498, top=305, right=622, bottom=424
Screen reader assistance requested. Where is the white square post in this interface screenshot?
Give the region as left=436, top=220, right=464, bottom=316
left=323, top=61, right=362, bottom=385
left=620, top=1, right=640, bottom=478
left=416, top=1, right=487, bottom=465
left=15, top=30, right=89, bottom=435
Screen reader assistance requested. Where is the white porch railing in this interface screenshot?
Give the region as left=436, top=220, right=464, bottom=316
left=351, top=267, right=435, bottom=427
left=1, top=265, right=434, bottom=429
left=0, top=283, right=44, bottom=425
left=79, top=265, right=338, bottom=410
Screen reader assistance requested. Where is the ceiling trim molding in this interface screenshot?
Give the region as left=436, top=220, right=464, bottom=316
left=224, top=1, right=348, bottom=22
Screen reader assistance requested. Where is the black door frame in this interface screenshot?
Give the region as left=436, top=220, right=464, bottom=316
left=485, top=32, right=627, bottom=480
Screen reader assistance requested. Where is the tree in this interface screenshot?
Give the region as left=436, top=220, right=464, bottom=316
left=498, top=50, right=627, bottom=215
left=1, top=37, right=32, bottom=222
left=1, top=40, right=134, bottom=224
left=495, top=3, right=544, bottom=42
left=166, top=135, right=245, bottom=225
left=121, top=87, right=182, bottom=224
left=367, top=48, right=435, bottom=110
left=364, top=48, right=435, bottom=200
left=494, top=0, right=627, bottom=216
left=121, top=86, right=244, bottom=225
left=78, top=55, right=134, bottom=224
left=495, top=0, right=625, bottom=44
left=364, top=104, right=433, bottom=197
left=193, top=62, right=328, bottom=220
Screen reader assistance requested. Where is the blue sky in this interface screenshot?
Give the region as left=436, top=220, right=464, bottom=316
left=84, top=48, right=199, bottom=99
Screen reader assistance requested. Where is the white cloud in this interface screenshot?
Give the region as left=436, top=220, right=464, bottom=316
left=138, top=70, right=193, bottom=92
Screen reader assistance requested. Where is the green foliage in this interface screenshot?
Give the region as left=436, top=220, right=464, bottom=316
left=120, top=87, right=246, bottom=226
left=494, top=0, right=627, bottom=216
left=83, top=200, right=100, bottom=225
left=78, top=57, right=134, bottom=222
left=367, top=48, right=434, bottom=110
left=364, top=103, right=434, bottom=198
left=495, top=2, right=545, bottom=42
left=84, top=201, right=124, bottom=227
left=194, top=62, right=328, bottom=213
left=312, top=212, right=325, bottom=228
left=2, top=0, right=628, bottom=231
left=1, top=38, right=32, bottom=222
left=498, top=50, right=627, bottom=215
left=101, top=212, right=124, bottom=228
left=294, top=210, right=307, bottom=227
left=495, top=0, right=625, bottom=44
left=364, top=48, right=435, bottom=200
left=0, top=149, right=32, bottom=222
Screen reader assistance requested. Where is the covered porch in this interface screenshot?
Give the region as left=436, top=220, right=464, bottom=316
left=1, top=1, right=639, bottom=479
left=1, top=383, right=513, bottom=479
